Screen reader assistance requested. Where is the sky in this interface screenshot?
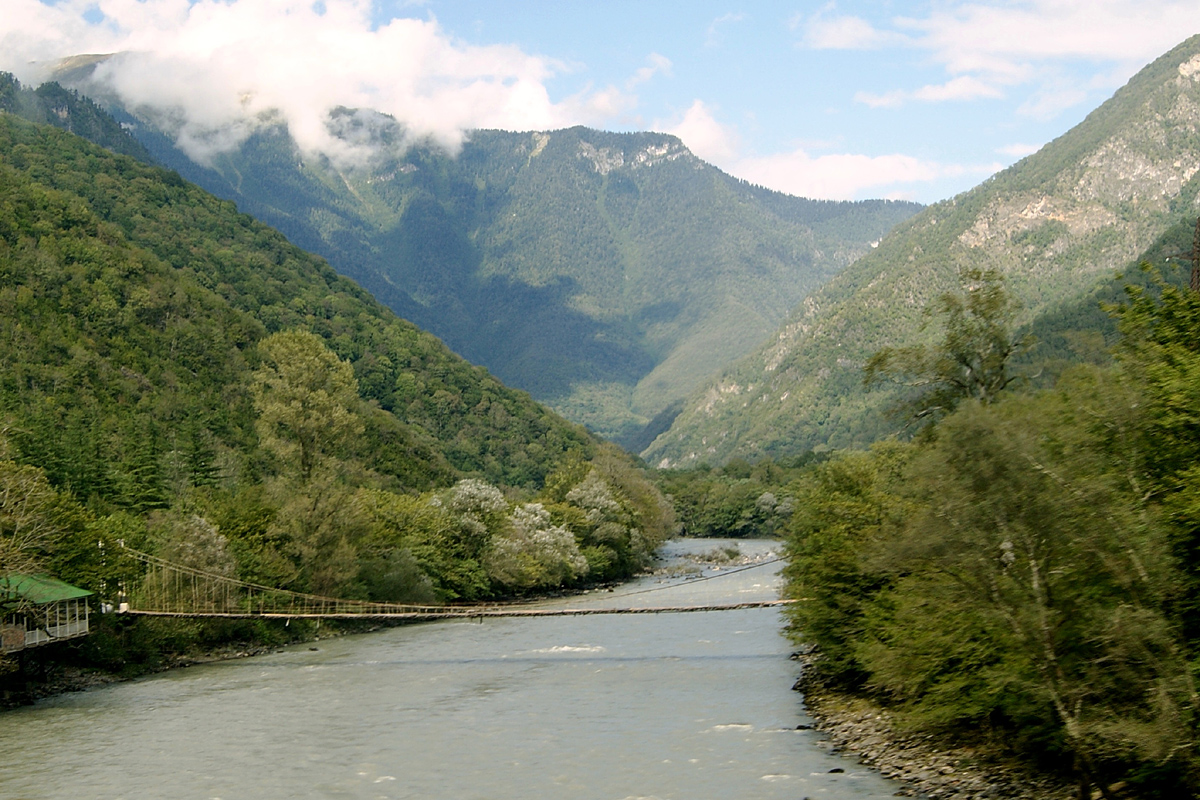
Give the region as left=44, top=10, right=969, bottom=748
left=3, top=1, right=1200, bottom=203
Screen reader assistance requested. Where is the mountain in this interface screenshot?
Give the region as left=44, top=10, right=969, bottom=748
left=0, top=103, right=597, bottom=492
left=645, top=34, right=1200, bottom=467
left=48, top=63, right=920, bottom=443
left=0, top=72, right=151, bottom=162
left=0, top=100, right=681, bottom=606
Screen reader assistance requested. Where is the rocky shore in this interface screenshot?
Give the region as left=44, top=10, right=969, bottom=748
left=794, top=656, right=1075, bottom=800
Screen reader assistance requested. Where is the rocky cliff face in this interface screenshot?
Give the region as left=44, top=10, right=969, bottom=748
left=647, top=35, right=1200, bottom=467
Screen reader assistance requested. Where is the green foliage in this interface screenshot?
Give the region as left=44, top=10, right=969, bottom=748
left=0, top=108, right=598, bottom=493
left=0, top=92, right=679, bottom=704
left=0, top=460, right=90, bottom=585
left=1111, top=268, right=1200, bottom=649
left=0, top=104, right=676, bottom=686
left=783, top=443, right=915, bottom=684
left=359, top=489, right=489, bottom=602
left=653, top=453, right=822, bottom=538
left=0, top=74, right=152, bottom=163
left=865, top=268, right=1031, bottom=422
left=784, top=272, right=1200, bottom=794
left=253, top=330, right=364, bottom=481
left=108, top=101, right=920, bottom=441
left=486, top=502, right=588, bottom=592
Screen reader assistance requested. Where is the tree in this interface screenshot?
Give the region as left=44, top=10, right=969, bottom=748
left=0, top=461, right=81, bottom=581
left=859, top=381, right=1197, bottom=797
left=486, top=502, right=588, bottom=591
left=1111, top=268, right=1200, bottom=648
left=360, top=488, right=490, bottom=601
left=865, top=268, right=1031, bottom=423
left=253, top=330, right=364, bottom=482
left=783, top=441, right=915, bottom=685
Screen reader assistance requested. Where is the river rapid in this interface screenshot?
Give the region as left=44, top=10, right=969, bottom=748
left=0, top=539, right=900, bottom=800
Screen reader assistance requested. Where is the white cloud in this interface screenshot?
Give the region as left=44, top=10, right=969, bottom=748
left=899, top=0, right=1200, bottom=77
left=660, top=100, right=996, bottom=200
left=732, top=148, right=999, bottom=201
left=997, top=142, right=1043, bottom=157
left=803, top=13, right=902, bottom=50
left=1016, top=80, right=1090, bottom=120
left=659, top=99, right=740, bottom=163
left=0, top=0, right=636, bottom=166
left=805, top=1, right=1200, bottom=116
left=855, top=76, right=1004, bottom=108
left=706, top=12, right=746, bottom=48
left=627, top=53, right=672, bottom=89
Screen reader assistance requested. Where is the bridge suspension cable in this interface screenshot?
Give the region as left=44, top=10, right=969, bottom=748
left=119, top=544, right=458, bottom=618
left=117, top=543, right=796, bottom=620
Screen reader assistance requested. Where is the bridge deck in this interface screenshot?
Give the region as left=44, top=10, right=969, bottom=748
left=126, top=599, right=796, bottom=620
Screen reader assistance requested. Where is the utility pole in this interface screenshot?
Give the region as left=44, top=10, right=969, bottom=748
left=1165, top=216, right=1200, bottom=293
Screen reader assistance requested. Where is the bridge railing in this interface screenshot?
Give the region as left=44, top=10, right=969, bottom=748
left=116, top=544, right=794, bottom=620
left=119, top=545, right=462, bottom=617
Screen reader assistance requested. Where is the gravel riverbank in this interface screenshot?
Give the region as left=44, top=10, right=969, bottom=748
left=794, top=656, right=1075, bottom=800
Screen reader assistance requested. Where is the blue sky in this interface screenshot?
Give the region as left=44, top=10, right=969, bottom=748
left=5, top=1, right=1200, bottom=202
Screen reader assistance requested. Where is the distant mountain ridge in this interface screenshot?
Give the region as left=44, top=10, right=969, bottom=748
left=646, top=34, right=1200, bottom=466
left=45, top=61, right=921, bottom=444
left=0, top=72, right=150, bottom=162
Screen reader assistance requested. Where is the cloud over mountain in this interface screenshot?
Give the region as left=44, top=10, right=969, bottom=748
left=1, top=0, right=633, bottom=165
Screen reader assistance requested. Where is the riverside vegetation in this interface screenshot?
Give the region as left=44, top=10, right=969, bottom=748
left=5, top=50, right=1200, bottom=800
left=0, top=105, right=674, bottom=694
left=784, top=266, right=1200, bottom=798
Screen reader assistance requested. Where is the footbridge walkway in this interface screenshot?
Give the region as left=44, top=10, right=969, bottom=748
left=118, top=545, right=794, bottom=621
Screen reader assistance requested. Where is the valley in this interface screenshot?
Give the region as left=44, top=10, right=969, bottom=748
left=51, top=64, right=920, bottom=443
left=648, top=35, right=1200, bottom=466
left=5, top=18, right=1200, bottom=800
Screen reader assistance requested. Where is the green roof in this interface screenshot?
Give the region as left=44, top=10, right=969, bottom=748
left=0, top=575, right=93, bottom=604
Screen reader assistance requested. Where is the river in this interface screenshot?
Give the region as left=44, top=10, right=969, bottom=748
left=0, top=539, right=900, bottom=800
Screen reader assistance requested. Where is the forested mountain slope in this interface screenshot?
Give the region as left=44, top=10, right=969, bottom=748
left=51, top=65, right=920, bottom=443
left=0, top=111, right=591, bottom=489
left=647, top=34, right=1200, bottom=466
left=0, top=109, right=674, bottom=609
left=0, top=72, right=151, bottom=162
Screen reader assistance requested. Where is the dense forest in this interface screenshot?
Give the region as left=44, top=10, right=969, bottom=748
left=781, top=264, right=1200, bottom=798
left=0, top=107, right=675, bottom=685
left=8, top=63, right=1200, bottom=799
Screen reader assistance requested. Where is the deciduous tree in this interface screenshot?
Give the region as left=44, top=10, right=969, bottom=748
left=253, top=330, right=364, bottom=482
left=865, top=268, right=1031, bottom=423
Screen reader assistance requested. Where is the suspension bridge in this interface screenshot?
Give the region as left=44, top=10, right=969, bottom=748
left=117, top=545, right=795, bottom=622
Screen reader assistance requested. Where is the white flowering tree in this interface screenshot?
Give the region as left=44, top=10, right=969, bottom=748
left=486, top=502, right=588, bottom=591
left=154, top=513, right=238, bottom=578
left=445, top=477, right=508, bottom=555
left=559, top=470, right=635, bottom=578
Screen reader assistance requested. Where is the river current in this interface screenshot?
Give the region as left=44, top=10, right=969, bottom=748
left=0, top=539, right=900, bottom=800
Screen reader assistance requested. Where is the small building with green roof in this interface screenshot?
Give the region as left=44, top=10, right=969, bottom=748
left=1, top=575, right=93, bottom=654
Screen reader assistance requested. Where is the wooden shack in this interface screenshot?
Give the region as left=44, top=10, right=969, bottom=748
left=0, top=575, right=93, bottom=654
